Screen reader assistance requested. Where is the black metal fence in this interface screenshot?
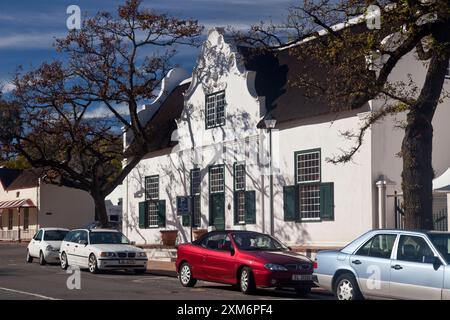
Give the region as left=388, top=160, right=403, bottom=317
left=394, top=193, right=448, bottom=231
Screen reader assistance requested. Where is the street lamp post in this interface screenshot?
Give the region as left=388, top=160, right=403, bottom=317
left=264, top=116, right=276, bottom=236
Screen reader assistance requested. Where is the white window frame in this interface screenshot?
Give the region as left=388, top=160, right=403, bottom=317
left=205, top=91, right=226, bottom=129
left=296, top=150, right=321, bottom=184
left=145, top=175, right=159, bottom=200
left=209, top=165, right=225, bottom=194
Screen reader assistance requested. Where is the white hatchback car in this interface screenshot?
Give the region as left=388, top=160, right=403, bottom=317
left=26, top=228, right=69, bottom=265
left=59, top=229, right=148, bottom=274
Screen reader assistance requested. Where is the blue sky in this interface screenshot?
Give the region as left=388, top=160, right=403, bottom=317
left=0, top=0, right=294, bottom=89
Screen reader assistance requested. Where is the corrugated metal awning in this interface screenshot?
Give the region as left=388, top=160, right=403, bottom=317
left=0, top=199, right=35, bottom=210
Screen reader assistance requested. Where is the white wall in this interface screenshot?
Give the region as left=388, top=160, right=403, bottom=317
left=38, top=183, right=94, bottom=229
left=273, top=110, right=374, bottom=247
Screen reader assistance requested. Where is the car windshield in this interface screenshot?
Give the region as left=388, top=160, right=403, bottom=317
left=44, top=230, right=68, bottom=241
left=89, top=232, right=130, bottom=245
left=232, top=232, right=288, bottom=251
left=428, top=233, right=450, bottom=263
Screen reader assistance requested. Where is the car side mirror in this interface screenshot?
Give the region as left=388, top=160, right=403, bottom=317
left=424, top=255, right=441, bottom=269
left=78, top=240, right=88, bottom=246
left=130, top=241, right=136, bottom=245
left=287, top=246, right=293, bottom=251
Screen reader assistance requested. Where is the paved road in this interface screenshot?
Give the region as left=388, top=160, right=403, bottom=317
left=0, top=243, right=332, bottom=300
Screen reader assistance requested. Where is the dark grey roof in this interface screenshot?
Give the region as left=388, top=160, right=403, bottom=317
left=6, top=168, right=43, bottom=190
left=124, top=82, right=190, bottom=157
left=239, top=30, right=371, bottom=127
left=0, top=168, right=22, bottom=189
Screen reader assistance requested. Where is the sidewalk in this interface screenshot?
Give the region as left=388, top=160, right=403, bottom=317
left=147, top=260, right=177, bottom=277
left=145, top=260, right=330, bottom=295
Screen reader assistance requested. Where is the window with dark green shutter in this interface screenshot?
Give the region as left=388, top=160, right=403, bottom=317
left=294, top=149, right=334, bottom=222
left=143, top=174, right=166, bottom=228
left=234, top=162, right=255, bottom=225
left=138, top=201, right=148, bottom=228
left=157, top=200, right=166, bottom=227
left=190, top=169, right=201, bottom=228
left=244, top=190, right=256, bottom=224
left=283, top=185, right=297, bottom=221
left=320, top=182, right=334, bottom=220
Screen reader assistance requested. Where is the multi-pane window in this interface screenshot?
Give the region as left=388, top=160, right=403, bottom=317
left=148, top=201, right=159, bottom=227
left=296, top=150, right=321, bottom=183
left=145, top=175, right=160, bottom=227
left=299, top=185, right=321, bottom=220
left=205, top=91, right=226, bottom=129
left=234, top=164, right=246, bottom=191
left=234, top=163, right=246, bottom=224
left=145, top=175, right=159, bottom=200
left=190, top=169, right=201, bottom=195
left=236, top=192, right=246, bottom=224
left=190, top=169, right=201, bottom=227
left=296, top=149, right=321, bottom=220
left=210, top=166, right=225, bottom=193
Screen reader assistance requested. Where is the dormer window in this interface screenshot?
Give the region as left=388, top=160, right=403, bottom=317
left=205, top=91, right=226, bottom=129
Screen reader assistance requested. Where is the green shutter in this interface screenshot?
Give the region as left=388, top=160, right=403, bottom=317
left=320, top=182, right=334, bottom=221
left=209, top=193, right=225, bottom=230
left=244, top=190, right=256, bottom=224
left=182, top=214, right=191, bottom=227
left=283, top=185, right=297, bottom=221
left=157, top=200, right=166, bottom=227
left=138, top=201, right=148, bottom=229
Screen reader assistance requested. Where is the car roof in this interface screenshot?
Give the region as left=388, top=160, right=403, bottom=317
left=69, top=228, right=119, bottom=232
left=41, top=227, right=69, bottom=231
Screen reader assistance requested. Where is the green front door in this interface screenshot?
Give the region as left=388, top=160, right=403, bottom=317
left=209, top=165, right=225, bottom=231
left=209, top=193, right=225, bottom=230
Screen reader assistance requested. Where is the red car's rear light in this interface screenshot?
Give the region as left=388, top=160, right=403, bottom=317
left=313, top=261, right=318, bottom=269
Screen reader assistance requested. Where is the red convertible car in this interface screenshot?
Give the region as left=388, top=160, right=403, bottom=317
left=176, top=230, right=314, bottom=295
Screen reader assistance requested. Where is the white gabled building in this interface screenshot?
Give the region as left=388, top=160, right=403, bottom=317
left=121, top=27, right=450, bottom=251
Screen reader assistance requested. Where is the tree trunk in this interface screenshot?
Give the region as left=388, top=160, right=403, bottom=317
left=401, top=48, right=449, bottom=230
left=401, top=109, right=434, bottom=229
left=92, top=193, right=109, bottom=228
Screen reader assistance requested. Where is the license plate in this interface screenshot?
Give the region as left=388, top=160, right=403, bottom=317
left=119, top=260, right=135, bottom=264
left=292, top=274, right=312, bottom=281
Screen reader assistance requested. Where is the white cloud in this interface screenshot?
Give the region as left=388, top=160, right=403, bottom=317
left=0, top=80, right=15, bottom=94
left=84, top=103, right=130, bottom=119
left=0, top=32, right=66, bottom=49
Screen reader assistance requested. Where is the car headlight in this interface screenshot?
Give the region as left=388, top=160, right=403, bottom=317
left=264, top=263, right=288, bottom=271
left=99, top=252, right=116, bottom=257
left=45, top=245, right=55, bottom=252
left=137, top=252, right=147, bottom=258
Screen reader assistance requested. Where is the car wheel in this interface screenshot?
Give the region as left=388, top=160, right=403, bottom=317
left=88, top=254, right=99, bottom=274
left=26, top=250, right=33, bottom=263
left=134, top=269, right=146, bottom=275
left=239, top=267, right=256, bottom=294
left=295, top=287, right=312, bottom=297
left=179, top=262, right=197, bottom=287
left=39, top=251, right=46, bottom=265
left=334, top=273, right=363, bottom=300
left=60, top=252, right=69, bottom=270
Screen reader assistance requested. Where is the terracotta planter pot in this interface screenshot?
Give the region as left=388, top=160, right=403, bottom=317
left=193, top=229, right=208, bottom=240
left=160, top=230, right=178, bottom=246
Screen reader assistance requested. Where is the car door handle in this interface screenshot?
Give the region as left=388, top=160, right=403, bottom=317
left=66, top=243, right=70, bottom=246
left=74, top=245, right=78, bottom=248
left=391, top=264, right=403, bottom=270
left=351, top=260, right=362, bottom=265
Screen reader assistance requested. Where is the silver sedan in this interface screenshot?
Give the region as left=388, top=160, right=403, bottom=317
left=313, top=229, right=450, bottom=300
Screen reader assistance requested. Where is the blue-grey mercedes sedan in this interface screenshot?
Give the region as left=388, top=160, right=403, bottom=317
left=313, top=229, right=450, bottom=300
